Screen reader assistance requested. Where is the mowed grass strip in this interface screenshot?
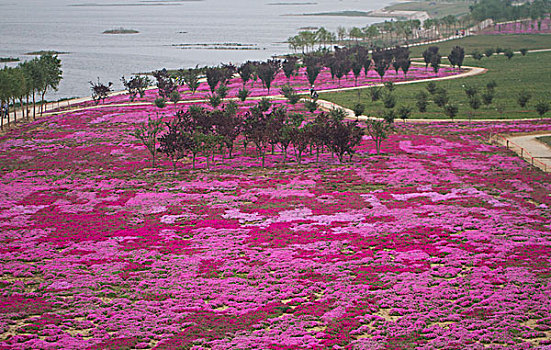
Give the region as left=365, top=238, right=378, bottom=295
left=537, top=136, right=551, bottom=147
left=321, top=50, right=551, bottom=120
left=384, top=1, right=471, bottom=18
left=408, top=34, right=551, bottom=57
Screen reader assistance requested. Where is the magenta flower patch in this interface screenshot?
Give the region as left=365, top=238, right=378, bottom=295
left=0, top=74, right=550, bottom=349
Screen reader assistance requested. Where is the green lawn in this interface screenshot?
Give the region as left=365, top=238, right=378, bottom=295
left=537, top=136, right=551, bottom=147
left=408, top=34, right=551, bottom=58
left=384, top=1, right=472, bottom=18
left=321, top=50, right=551, bottom=120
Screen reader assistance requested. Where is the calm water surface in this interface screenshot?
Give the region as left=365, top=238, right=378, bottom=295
left=0, top=0, right=391, bottom=99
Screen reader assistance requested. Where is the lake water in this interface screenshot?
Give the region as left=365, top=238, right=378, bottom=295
left=0, top=0, right=392, bottom=99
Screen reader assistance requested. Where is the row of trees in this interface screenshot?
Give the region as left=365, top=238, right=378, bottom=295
left=114, top=46, right=414, bottom=107
left=131, top=99, right=392, bottom=170
left=470, top=0, right=550, bottom=22
left=0, top=54, right=62, bottom=128
left=287, top=16, right=472, bottom=54
left=96, top=43, right=467, bottom=108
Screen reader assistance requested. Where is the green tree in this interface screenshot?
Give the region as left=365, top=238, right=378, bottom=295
left=131, top=115, right=164, bottom=167
left=535, top=100, right=550, bottom=119
left=282, top=57, right=299, bottom=81
left=152, top=69, right=177, bottom=99
left=426, top=82, right=437, bottom=95
left=37, top=54, right=62, bottom=115
left=257, top=60, right=280, bottom=94
left=154, top=97, right=166, bottom=109
left=471, top=50, right=483, bottom=61
left=20, top=59, right=43, bottom=120
left=382, top=92, right=396, bottom=109
left=9, top=67, right=28, bottom=123
left=504, top=48, right=514, bottom=60
left=208, top=94, right=222, bottom=109
left=238, top=62, right=255, bottom=88
left=448, top=46, right=465, bottom=70
left=444, top=103, right=459, bottom=121
left=369, top=86, right=382, bottom=102
left=481, top=90, right=495, bottom=106
left=121, top=75, right=151, bottom=101
left=89, top=78, right=112, bottom=105
left=179, top=67, right=201, bottom=95
left=397, top=105, right=412, bottom=123
left=517, top=90, right=531, bottom=108
left=238, top=88, right=250, bottom=102
left=304, top=55, right=322, bottom=87
left=365, top=119, right=392, bottom=154
left=364, top=25, right=379, bottom=46
left=352, top=103, right=365, bottom=120
left=416, top=91, right=429, bottom=112
left=463, top=84, right=478, bottom=100
left=280, top=85, right=300, bottom=105
left=433, top=87, right=449, bottom=108
left=169, top=90, right=181, bottom=108
left=0, top=68, right=13, bottom=128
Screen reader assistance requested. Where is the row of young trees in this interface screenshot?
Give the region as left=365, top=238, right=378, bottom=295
left=132, top=99, right=389, bottom=170
left=106, top=45, right=414, bottom=107
left=0, top=54, right=62, bottom=128
left=95, top=43, right=467, bottom=110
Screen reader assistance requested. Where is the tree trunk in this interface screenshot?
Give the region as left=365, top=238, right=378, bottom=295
left=32, top=92, right=36, bottom=120
left=41, top=90, right=46, bottom=115
left=316, top=147, right=320, bottom=163
left=12, top=98, right=17, bottom=124
left=7, top=100, right=11, bottom=126
left=25, top=95, right=29, bottom=120
left=19, top=97, right=25, bottom=120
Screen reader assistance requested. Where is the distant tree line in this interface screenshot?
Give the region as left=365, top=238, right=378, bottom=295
left=470, top=0, right=550, bottom=22
left=0, top=54, right=62, bottom=128
left=286, top=17, right=473, bottom=54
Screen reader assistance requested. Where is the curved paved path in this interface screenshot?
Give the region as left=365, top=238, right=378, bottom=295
left=0, top=63, right=486, bottom=123
left=493, top=132, right=551, bottom=173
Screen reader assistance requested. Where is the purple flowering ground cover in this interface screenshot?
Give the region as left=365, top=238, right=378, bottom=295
left=0, top=88, right=551, bottom=349
left=71, top=65, right=461, bottom=108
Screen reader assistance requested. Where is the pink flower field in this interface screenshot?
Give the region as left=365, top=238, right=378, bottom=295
left=72, top=65, right=462, bottom=109
left=0, top=80, right=551, bottom=349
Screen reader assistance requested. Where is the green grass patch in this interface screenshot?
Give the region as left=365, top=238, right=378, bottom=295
left=384, top=1, right=472, bottom=18
left=300, top=10, right=371, bottom=17
left=0, top=57, right=19, bottom=63
left=537, top=136, right=551, bottom=147
left=409, top=34, right=551, bottom=57
left=321, top=50, right=551, bottom=120
left=25, top=50, right=69, bottom=56
left=103, top=28, right=139, bottom=34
